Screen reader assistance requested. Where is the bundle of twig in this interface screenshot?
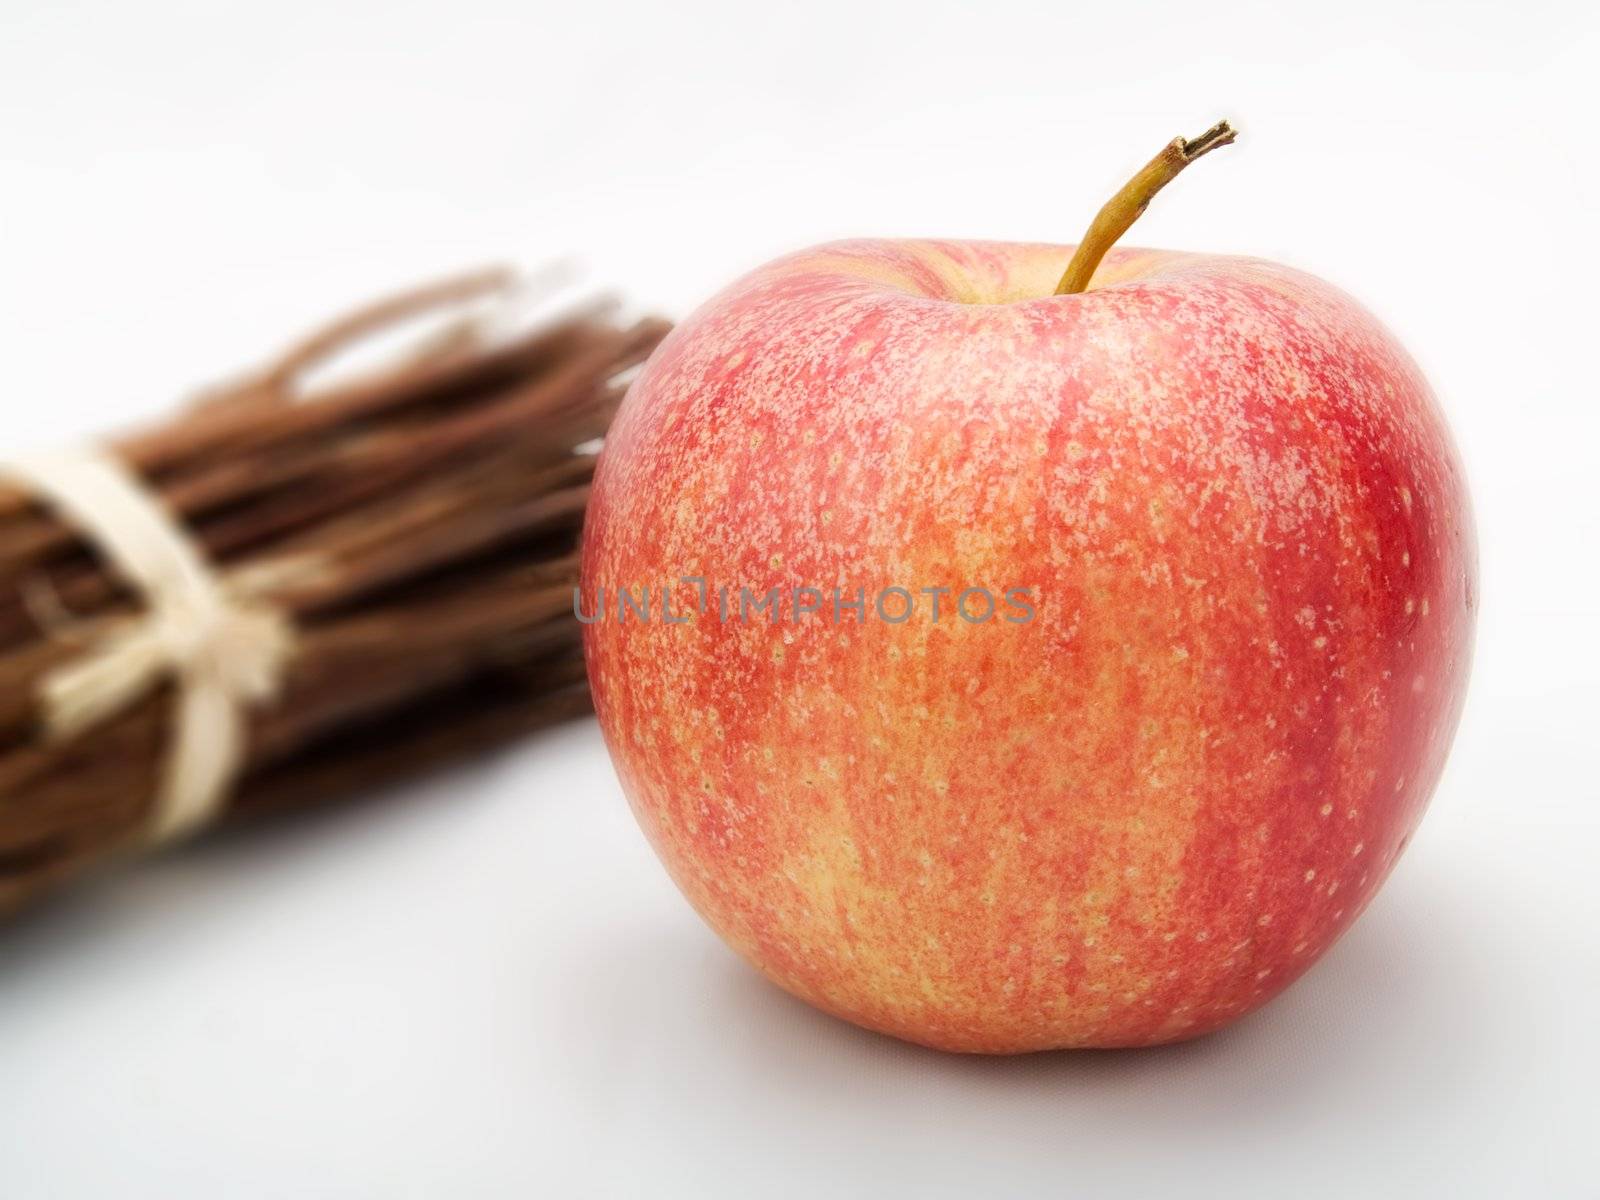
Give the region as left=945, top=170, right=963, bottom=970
left=0, top=268, right=669, bottom=915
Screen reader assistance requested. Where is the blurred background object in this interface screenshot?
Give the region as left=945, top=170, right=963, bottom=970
left=0, top=268, right=666, bottom=913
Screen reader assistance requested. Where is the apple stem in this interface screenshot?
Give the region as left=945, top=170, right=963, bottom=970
left=1053, top=120, right=1238, bottom=296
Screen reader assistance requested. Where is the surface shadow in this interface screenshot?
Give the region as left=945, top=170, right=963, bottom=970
left=0, top=722, right=576, bottom=980
left=569, top=858, right=1502, bottom=1148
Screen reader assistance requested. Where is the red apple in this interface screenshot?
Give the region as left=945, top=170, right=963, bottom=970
left=582, top=191, right=1474, bottom=1051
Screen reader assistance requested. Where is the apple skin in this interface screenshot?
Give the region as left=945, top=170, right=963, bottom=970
left=580, top=240, right=1475, bottom=1053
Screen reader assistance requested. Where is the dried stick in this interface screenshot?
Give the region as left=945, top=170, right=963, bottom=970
left=0, top=269, right=667, bottom=915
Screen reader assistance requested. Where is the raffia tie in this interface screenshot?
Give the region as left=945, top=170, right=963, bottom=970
left=0, top=450, right=294, bottom=843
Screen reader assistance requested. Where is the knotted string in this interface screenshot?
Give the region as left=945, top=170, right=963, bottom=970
left=0, top=451, right=294, bottom=842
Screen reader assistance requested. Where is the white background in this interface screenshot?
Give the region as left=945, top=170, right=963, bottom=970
left=2, top=1, right=1597, bottom=1196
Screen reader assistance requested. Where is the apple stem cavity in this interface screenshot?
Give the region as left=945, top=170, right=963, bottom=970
left=1053, top=120, right=1238, bottom=296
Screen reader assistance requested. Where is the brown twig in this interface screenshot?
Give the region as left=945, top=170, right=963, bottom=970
left=0, top=268, right=667, bottom=916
